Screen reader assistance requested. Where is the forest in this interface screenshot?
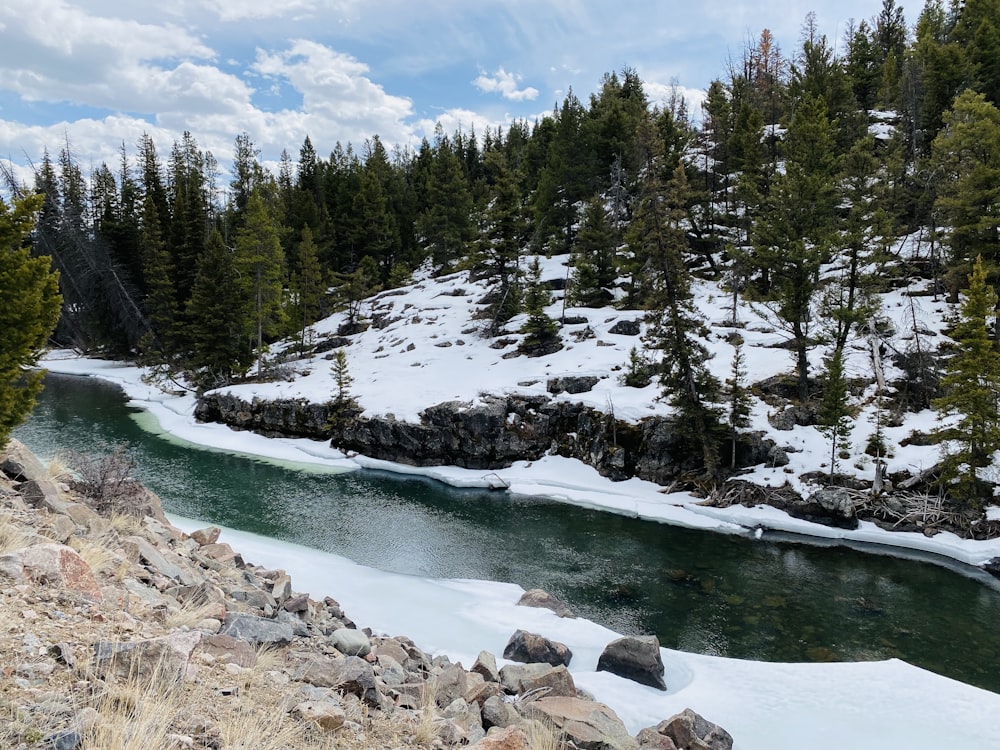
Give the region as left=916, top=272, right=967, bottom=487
left=10, top=0, right=1000, bottom=502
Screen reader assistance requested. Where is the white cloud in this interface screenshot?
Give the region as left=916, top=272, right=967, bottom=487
left=251, top=40, right=415, bottom=149
left=472, top=67, right=539, bottom=102
left=201, top=0, right=359, bottom=22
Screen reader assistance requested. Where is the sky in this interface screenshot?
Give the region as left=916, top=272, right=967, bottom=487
left=0, top=0, right=910, bottom=181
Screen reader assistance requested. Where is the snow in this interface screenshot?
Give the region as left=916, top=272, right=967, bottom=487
left=163, top=516, right=1000, bottom=750
left=36, top=248, right=1000, bottom=749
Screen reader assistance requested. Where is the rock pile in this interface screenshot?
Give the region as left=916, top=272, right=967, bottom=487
left=0, top=438, right=733, bottom=749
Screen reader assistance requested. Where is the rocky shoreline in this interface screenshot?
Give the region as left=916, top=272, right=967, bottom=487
left=0, top=437, right=734, bottom=750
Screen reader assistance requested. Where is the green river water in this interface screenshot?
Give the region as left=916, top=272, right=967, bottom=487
left=14, top=373, right=1000, bottom=693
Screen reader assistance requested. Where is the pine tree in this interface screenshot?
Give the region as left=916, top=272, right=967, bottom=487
left=476, top=151, right=524, bottom=335
left=417, top=133, right=474, bottom=271
left=930, top=89, right=1000, bottom=293
left=327, top=349, right=361, bottom=436
left=933, top=255, right=1000, bottom=508
left=817, top=348, right=853, bottom=480
left=0, top=193, right=62, bottom=448
left=519, top=256, right=561, bottom=356
left=185, top=228, right=253, bottom=387
left=630, top=136, right=723, bottom=478
left=725, top=334, right=753, bottom=469
left=289, top=226, right=326, bottom=351
left=570, top=195, right=616, bottom=307
left=752, top=93, right=839, bottom=400
left=234, top=191, right=288, bottom=376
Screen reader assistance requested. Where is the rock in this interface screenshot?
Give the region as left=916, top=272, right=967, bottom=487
left=295, top=655, right=383, bottom=708
left=219, top=613, right=293, bottom=645
left=469, top=725, right=533, bottom=750
left=271, top=573, right=293, bottom=603
left=482, top=695, right=520, bottom=730
left=188, top=526, right=221, bottom=546
left=0, top=543, right=102, bottom=600
left=983, top=557, right=1000, bottom=579
left=516, top=696, right=638, bottom=750
left=330, top=627, right=371, bottom=656
left=283, top=593, right=310, bottom=612
left=42, top=729, right=82, bottom=750
left=810, top=487, right=855, bottom=521
left=516, top=588, right=575, bottom=618
left=45, top=515, right=77, bottom=544
left=198, top=634, right=257, bottom=667
left=18, top=478, right=70, bottom=515
left=1, top=438, right=50, bottom=482
left=122, top=536, right=197, bottom=585
left=503, top=629, right=572, bottom=667
left=609, top=319, right=641, bottom=336
left=471, top=650, right=500, bottom=683
left=652, top=709, right=733, bottom=750
left=292, top=700, right=346, bottom=730
left=499, top=663, right=577, bottom=697
left=636, top=726, right=679, bottom=749
left=547, top=376, right=601, bottom=395
left=94, top=631, right=202, bottom=683
left=596, top=635, right=667, bottom=691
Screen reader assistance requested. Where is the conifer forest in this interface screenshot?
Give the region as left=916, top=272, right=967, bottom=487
left=12, top=0, right=1000, bottom=504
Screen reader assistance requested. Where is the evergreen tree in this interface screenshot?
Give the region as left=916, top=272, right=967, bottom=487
left=327, top=349, right=361, bottom=436
left=476, top=151, right=525, bottom=334
left=817, top=347, right=853, bottom=479
left=185, top=228, right=253, bottom=387
left=570, top=195, right=616, bottom=307
left=519, top=256, right=561, bottom=356
left=725, top=334, right=753, bottom=469
left=930, top=89, right=1000, bottom=293
left=138, top=193, right=179, bottom=362
left=289, top=226, right=326, bottom=351
left=752, top=94, right=839, bottom=400
left=0, top=192, right=62, bottom=448
left=933, top=255, right=1000, bottom=508
left=630, top=142, right=723, bottom=478
left=234, top=191, right=288, bottom=375
left=417, top=133, right=474, bottom=271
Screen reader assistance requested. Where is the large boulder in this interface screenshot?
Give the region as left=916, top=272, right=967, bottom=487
left=499, top=662, right=576, bottom=697
left=516, top=696, right=638, bottom=750
left=645, top=709, right=733, bottom=750
left=503, top=629, right=572, bottom=667
left=294, top=655, right=384, bottom=709
left=219, top=613, right=293, bottom=645
left=0, top=543, right=102, bottom=600
left=469, top=725, right=533, bottom=750
left=94, top=631, right=203, bottom=683
left=597, top=635, right=667, bottom=691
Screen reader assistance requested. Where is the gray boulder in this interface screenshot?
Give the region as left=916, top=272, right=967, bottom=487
left=499, top=662, right=576, bottom=697
left=597, top=635, right=667, bottom=691
left=503, top=629, right=572, bottom=667
left=219, top=613, right=293, bottom=645
left=516, top=696, right=638, bottom=750
left=330, top=627, right=371, bottom=656
left=516, top=588, right=575, bottom=618
left=647, top=708, right=733, bottom=750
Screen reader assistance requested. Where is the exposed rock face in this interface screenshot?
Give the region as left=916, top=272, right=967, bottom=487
left=597, top=635, right=667, bottom=691
left=503, top=629, right=572, bottom=667
left=1, top=543, right=103, bottom=600
left=196, top=393, right=779, bottom=483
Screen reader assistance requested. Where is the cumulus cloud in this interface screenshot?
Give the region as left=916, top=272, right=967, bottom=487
left=472, top=67, right=539, bottom=102
left=251, top=40, right=415, bottom=148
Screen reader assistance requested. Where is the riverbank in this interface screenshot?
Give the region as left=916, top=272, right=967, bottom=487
left=39, top=350, right=1000, bottom=571
left=15, top=359, right=1000, bottom=749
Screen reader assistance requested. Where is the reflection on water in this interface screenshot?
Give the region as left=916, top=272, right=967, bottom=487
left=14, top=373, right=1000, bottom=693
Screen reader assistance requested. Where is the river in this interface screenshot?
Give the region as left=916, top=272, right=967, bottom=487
left=14, top=372, right=1000, bottom=693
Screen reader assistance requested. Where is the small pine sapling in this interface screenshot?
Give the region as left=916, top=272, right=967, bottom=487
left=621, top=346, right=653, bottom=388
left=327, top=349, right=360, bottom=435
left=725, top=334, right=753, bottom=469
left=818, top=348, right=853, bottom=481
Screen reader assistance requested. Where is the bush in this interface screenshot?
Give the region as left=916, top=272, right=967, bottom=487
left=65, top=444, right=146, bottom=516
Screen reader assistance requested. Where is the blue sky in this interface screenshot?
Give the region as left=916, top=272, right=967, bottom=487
left=0, top=0, right=911, bottom=180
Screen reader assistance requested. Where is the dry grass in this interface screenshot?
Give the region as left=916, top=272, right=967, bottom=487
left=162, top=599, right=221, bottom=630
left=525, top=717, right=565, bottom=750
left=108, top=512, right=145, bottom=536
left=0, top=513, right=29, bottom=553
left=47, top=454, right=75, bottom=483
left=68, top=536, right=119, bottom=576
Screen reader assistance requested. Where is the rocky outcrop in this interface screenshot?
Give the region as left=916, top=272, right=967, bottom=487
left=0, top=438, right=737, bottom=749
left=196, top=392, right=778, bottom=483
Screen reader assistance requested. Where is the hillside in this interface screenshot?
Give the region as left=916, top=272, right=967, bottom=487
left=193, top=233, right=1000, bottom=541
